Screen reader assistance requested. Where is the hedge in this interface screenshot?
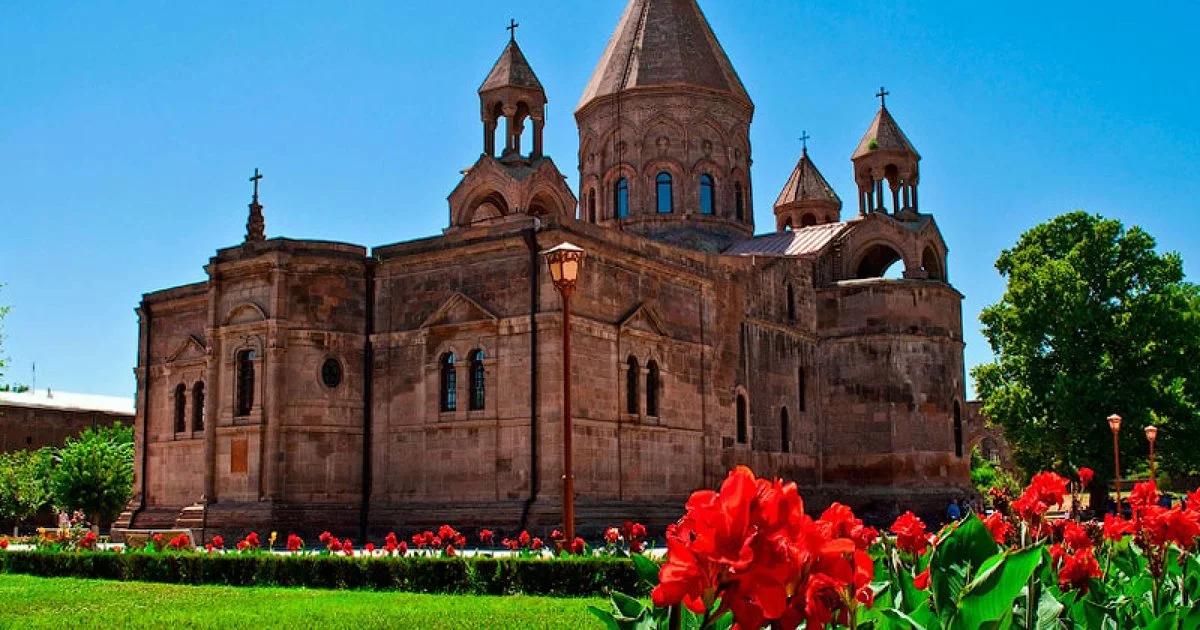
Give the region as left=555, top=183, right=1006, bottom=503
left=0, top=551, right=649, bottom=597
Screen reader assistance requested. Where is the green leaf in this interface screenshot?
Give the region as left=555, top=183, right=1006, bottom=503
left=1146, top=611, right=1180, bottom=630
left=610, top=591, right=647, bottom=620
left=631, top=553, right=660, bottom=588
left=1182, top=606, right=1200, bottom=630
left=897, top=563, right=929, bottom=615
left=879, top=608, right=929, bottom=630
left=951, top=547, right=1042, bottom=630
left=1035, top=589, right=1064, bottom=630
left=588, top=606, right=624, bottom=630
left=931, top=513, right=1001, bottom=622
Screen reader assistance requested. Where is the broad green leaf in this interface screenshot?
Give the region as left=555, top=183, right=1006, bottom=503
left=930, top=513, right=1002, bottom=620
left=1182, top=606, right=1200, bottom=630
left=879, top=608, right=928, bottom=630
left=588, top=606, right=624, bottom=630
left=1035, top=588, right=1064, bottom=630
left=631, top=553, right=660, bottom=588
left=1146, top=611, right=1180, bottom=630
left=897, top=564, right=929, bottom=615
left=610, top=591, right=647, bottom=620
left=952, top=547, right=1042, bottom=630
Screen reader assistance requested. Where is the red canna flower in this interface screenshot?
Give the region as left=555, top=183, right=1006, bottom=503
left=550, top=529, right=564, bottom=543
left=572, top=537, right=586, bottom=554
left=478, top=529, right=494, bottom=545
left=531, top=537, right=544, bottom=551
left=319, top=531, right=332, bottom=545
left=1061, top=521, right=1093, bottom=551
left=445, top=545, right=456, bottom=557
left=168, top=534, right=190, bottom=550
left=983, top=511, right=1014, bottom=545
left=1058, top=547, right=1101, bottom=592
left=384, top=532, right=398, bottom=553
left=0, top=539, right=8, bottom=550
left=243, top=532, right=260, bottom=550
left=1103, top=514, right=1134, bottom=541
left=1129, top=481, right=1159, bottom=514
left=518, top=530, right=531, bottom=549
left=212, top=535, right=224, bottom=549
left=890, top=512, right=929, bottom=556
left=1187, top=488, right=1200, bottom=511
left=605, top=527, right=620, bottom=546
left=328, top=538, right=342, bottom=553
left=286, top=534, right=303, bottom=553
left=913, top=566, right=930, bottom=590
left=236, top=541, right=248, bottom=551
left=204, top=543, right=213, bottom=553
left=1142, top=506, right=1200, bottom=549
left=430, top=536, right=443, bottom=549
left=1077, top=467, right=1094, bottom=488
left=341, top=539, right=354, bottom=556
left=365, top=543, right=375, bottom=553
left=398, top=541, right=408, bottom=554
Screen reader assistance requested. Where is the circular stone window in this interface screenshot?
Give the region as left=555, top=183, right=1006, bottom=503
left=321, top=358, right=343, bottom=389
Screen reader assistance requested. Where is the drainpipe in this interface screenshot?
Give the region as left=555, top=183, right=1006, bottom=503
left=359, top=258, right=376, bottom=540
left=519, top=228, right=541, bottom=531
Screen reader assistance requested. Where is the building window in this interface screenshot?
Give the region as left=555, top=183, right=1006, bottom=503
left=440, top=352, right=457, bottom=412
left=469, top=349, right=485, bottom=411
left=235, top=349, right=256, bottom=417
left=797, top=367, right=806, bottom=412
left=735, top=182, right=744, bottom=221
left=174, top=384, right=187, bottom=433
left=587, top=189, right=597, bottom=222
left=786, top=283, right=796, bottom=323
left=736, top=395, right=747, bottom=444
left=699, top=174, right=715, bottom=214
left=953, top=401, right=963, bottom=458
left=780, top=407, right=790, bottom=453
left=656, top=172, right=673, bottom=213
left=321, top=358, right=343, bottom=389
left=646, top=360, right=660, bottom=417
left=626, top=356, right=639, bottom=415
left=615, top=178, right=629, bottom=218
left=192, top=382, right=205, bottom=432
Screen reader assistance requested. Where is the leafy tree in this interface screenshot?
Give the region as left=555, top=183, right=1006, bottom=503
left=0, top=448, right=54, bottom=531
left=973, top=211, right=1200, bottom=498
left=50, top=424, right=134, bottom=525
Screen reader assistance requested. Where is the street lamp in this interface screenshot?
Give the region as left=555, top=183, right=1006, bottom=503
left=542, top=242, right=585, bottom=547
left=1108, top=414, right=1123, bottom=515
left=1145, top=424, right=1159, bottom=483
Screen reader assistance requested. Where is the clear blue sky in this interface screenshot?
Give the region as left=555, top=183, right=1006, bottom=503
left=2, top=1, right=1197, bottom=399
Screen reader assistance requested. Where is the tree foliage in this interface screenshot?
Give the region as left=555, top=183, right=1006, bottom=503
left=973, top=211, right=1200, bottom=486
left=0, top=448, right=53, bottom=525
left=49, top=424, right=134, bottom=524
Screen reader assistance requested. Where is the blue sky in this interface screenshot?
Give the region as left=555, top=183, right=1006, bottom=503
left=1, top=1, right=1197, bottom=399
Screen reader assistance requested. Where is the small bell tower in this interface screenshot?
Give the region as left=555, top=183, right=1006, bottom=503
left=773, top=133, right=841, bottom=231
left=479, top=20, right=546, bottom=163
left=852, top=88, right=921, bottom=219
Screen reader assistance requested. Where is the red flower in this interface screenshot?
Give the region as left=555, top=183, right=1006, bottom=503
left=572, top=537, right=586, bottom=554
left=430, top=536, right=443, bottom=549
left=531, top=537, right=544, bottom=551
left=1058, top=548, right=1101, bottom=592
left=286, top=534, right=303, bottom=553
left=1061, top=521, right=1092, bottom=551
left=1129, top=481, right=1159, bottom=513
left=212, top=535, right=224, bottom=549
left=1187, top=489, right=1200, bottom=511
left=398, top=541, right=408, bottom=554
left=479, top=529, right=494, bottom=545
left=913, top=566, right=930, bottom=590
left=168, top=534, right=190, bottom=550
left=319, top=531, right=332, bottom=545
left=236, top=541, right=248, bottom=551
left=445, top=545, right=456, bottom=557
left=890, top=512, right=929, bottom=556
left=605, top=527, right=620, bottom=546
left=365, top=543, right=375, bottom=553
left=328, top=538, right=342, bottom=553
left=550, top=529, right=564, bottom=542
left=204, top=543, right=213, bottom=553
left=1, top=538, right=10, bottom=550
left=1077, top=468, right=1094, bottom=488
left=983, top=511, right=1014, bottom=545
left=384, top=532, right=398, bottom=553
left=518, top=530, right=531, bottom=549
left=1143, top=506, right=1200, bottom=549
left=1103, top=514, right=1134, bottom=541
left=1028, top=472, right=1070, bottom=505
left=342, top=539, right=354, bottom=556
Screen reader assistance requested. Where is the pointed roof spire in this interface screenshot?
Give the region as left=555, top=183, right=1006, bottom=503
left=479, top=38, right=544, bottom=94
left=775, top=148, right=840, bottom=209
left=852, top=103, right=920, bottom=160
left=577, top=0, right=750, bottom=110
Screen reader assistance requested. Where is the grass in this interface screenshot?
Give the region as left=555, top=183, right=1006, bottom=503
left=0, top=574, right=607, bottom=629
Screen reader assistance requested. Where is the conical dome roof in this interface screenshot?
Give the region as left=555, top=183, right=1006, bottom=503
left=852, top=106, right=920, bottom=160
left=775, top=149, right=840, bottom=208
left=577, top=0, right=750, bottom=111
left=479, top=39, right=544, bottom=94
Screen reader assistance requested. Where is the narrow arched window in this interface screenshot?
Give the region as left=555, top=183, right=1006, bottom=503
left=615, top=178, right=629, bottom=218
left=192, top=382, right=205, bottom=432
left=786, top=283, right=796, bottom=323
left=656, top=172, right=673, bottom=213
left=736, top=395, right=748, bottom=444
left=235, top=350, right=255, bottom=417
left=469, top=349, right=485, bottom=411
left=587, top=190, right=597, bottom=222
left=174, top=384, right=187, bottom=433
left=626, top=356, right=639, bottom=415
left=735, top=182, right=745, bottom=221
left=646, top=360, right=660, bottom=417
left=699, top=174, right=715, bottom=214
left=797, top=367, right=806, bottom=412
left=780, top=407, right=790, bottom=453
left=440, top=353, right=457, bottom=412
left=953, top=401, right=963, bottom=458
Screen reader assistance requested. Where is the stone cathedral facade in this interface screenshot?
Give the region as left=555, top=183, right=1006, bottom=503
left=118, top=0, right=970, bottom=539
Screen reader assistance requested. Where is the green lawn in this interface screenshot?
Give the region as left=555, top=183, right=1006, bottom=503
left=0, top=574, right=606, bottom=629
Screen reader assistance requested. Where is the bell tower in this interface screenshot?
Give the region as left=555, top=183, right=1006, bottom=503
left=479, top=22, right=546, bottom=163
left=773, top=136, right=841, bottom=231
left=852, top=89, right=921, bottom=220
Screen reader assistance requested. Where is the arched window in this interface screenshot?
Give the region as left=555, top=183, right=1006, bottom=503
left=699, top=174, right=715, bottom=214
left=646, top=360, right=660, bottom=417
left=587, top=190, right=597, bottom=223
left=656, top=172, right=673, bottom=213
left=735, top=395, right=748, bottom=444
left=469, top=349, right=485, bottom=411
left=797, top=367, right=806, bottom=412
left=192, top=382, right=205, bottom=432
left=786, top=283, right=796, bottom=323
left=780, top=407, right=790, bottom=453
left=953, top=401, right=964, bottom=458
left=174, top=384, right=187, bottom=433
left=800, top=213, right=817, bottom=227
left=235, top=349, right=255, bottom=417
left=626, top=356, right=639, bottom=415
left=615, top=178, right=629, bottom=218
left=734, top=182, right=745, bottom=221
left=440, top=352, right=457, bottom=412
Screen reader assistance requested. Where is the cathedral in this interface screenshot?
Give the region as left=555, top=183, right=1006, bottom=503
left=118, top=0, right=970, bottom=539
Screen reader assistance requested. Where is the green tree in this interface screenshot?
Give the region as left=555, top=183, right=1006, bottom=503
left=973, top=211, right=1200, bottom=496
left=0, top=448, right=53, bottom=532
left=50, top=424, right=134, bottom=526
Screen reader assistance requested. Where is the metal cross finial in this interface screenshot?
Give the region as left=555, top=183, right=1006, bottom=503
left=249, top=168, right=263, bottom=202
left=876, top=86, right=889, bottom=108
left=799, top=130, right=811, bottom=152
left=507, top=19, right=519, bottom=41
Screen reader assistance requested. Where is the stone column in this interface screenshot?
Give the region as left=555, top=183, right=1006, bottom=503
left=202, top=328, right=220, bottom=503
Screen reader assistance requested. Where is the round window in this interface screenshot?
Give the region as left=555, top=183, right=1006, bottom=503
left=321, top=358, right=343, bottom=388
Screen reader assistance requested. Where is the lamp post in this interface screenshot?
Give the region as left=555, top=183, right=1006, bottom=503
left=1108, top=414, right=1123, bottom=514
left=1145, top=424, right=1159, bottom=483
left=542, top=242, right=585, bottom=547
